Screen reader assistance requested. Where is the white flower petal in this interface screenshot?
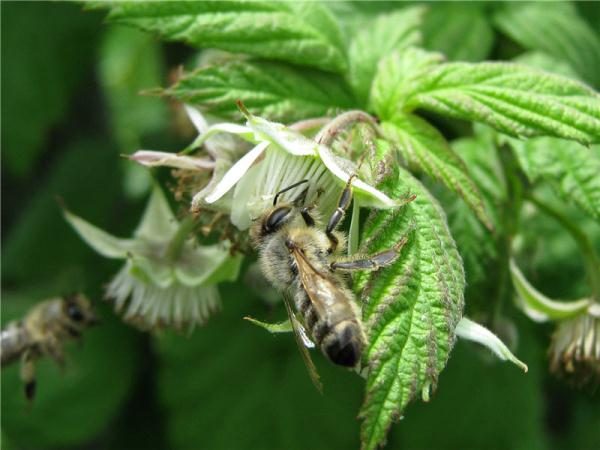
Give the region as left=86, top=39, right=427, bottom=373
left=510, top=259, right=592, bottom=322
left=183, top=104, right=209, bottom=133
left=63, top=209, right=136, bottom=259
left=203, top=141, right=269, bottom=204
left=134, top=185, right=179, bottom=240
left=185, top=122, right=256, bottom=154
left=317, top=145, right=396, bottom=208
left=456, top=317, right=528, bottom=372
left=246, top=114, right=317, bottom=156
left=130, top=150, right=215, bottom=171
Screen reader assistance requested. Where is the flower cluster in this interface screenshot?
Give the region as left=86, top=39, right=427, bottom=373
left=511, top=259, right=600, bottom=386
left=65, top=186, right=241, bottom=331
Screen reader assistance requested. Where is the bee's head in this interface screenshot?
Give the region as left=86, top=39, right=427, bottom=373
left=250, top=179, right=309, bottom=246
left=63, top=294, right=99, bottom=328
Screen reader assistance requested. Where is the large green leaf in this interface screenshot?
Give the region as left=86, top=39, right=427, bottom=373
left=1, top=289, right=142, bottom=448
left=1, top=2, right=102, bottom=177
left=369, top=48, right=444, bottom=120
left=156, top=284, right=364, bottom=450
left=346, top=6, right=424, bottom=104
left=381, top=115, right=493, bottom=229
left=354, top=165, right=465, bottom=450
left=167, top=60, right=356, bottom=122
left=493, top=2, right=600, bottom=87
left=508, top=137, right=600, bottom=222
left=439, top=132, right=506, bottom=284
left=96, top=1, right=347, bottom=73
left=401, top=59, right=600, bottom=145
left=422, top=2, right=494, bottom=62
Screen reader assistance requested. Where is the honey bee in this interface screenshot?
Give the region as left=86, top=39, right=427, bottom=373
left=0, top=293, right=98, bottom=401
left=250, top=177, right=408, bottom=387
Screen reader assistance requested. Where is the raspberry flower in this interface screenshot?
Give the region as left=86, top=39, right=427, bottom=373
left=64, top=186, right=242, bottom=331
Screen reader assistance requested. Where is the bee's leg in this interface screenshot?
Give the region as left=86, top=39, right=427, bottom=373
left=300, top=207, right=316, bottom=227
left=20, top=350, right=36, bottom=402
left=330, top=235, right=409, bottom=272
left=326, top=175, right=356, bottom=253
left=44, top=338, right=65, bottom=369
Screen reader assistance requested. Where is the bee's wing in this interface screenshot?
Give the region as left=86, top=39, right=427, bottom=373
left=290, top=246, right=343, bottom=320
left=282, top=292, right=323, bottom=393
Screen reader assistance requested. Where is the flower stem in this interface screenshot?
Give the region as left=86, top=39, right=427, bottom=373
left=527, top=194, right=600, bottom=301
left=315, top=111, right=380, bottom=146
left=165, top=216, right=196, bottom=262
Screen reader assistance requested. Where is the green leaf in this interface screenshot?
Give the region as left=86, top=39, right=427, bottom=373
left=347, top=6, right=424, bottom=103
left=244, top=316, right=293, bottom=333
left=354, top=165, right=465, bottom=450
left=98, top=1, right=347, bottom=73
left=403, top=60, right=600, bottom=145
left=1, top=2, right=102, bottom=177
left=1, top=290, right=142, bottom=448
left=508, top=137, right=600, bottom=221
left=441, top=133, right=506, bottom=283
left=513, top=51, right=581, bottom=81
left=493, top=2, right=600, bottom=87
left=157, top=283, right=363, bottom=450
left=369, top=48, right=444, bottom=120
left=381, top=114, right=493, bottom=229
left=422, top=2, right=494, bottom=61
left=167, top=60, right=356, bottom=122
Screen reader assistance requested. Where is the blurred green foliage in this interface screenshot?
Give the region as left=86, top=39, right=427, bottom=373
left=2, top=2, right=599, bottom=450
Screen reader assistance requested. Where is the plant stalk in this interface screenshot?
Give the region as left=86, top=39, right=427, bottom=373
left=527, top=194, right=600, bottom=302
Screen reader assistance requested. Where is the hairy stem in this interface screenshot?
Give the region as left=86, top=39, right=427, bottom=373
left=527, top=194, right=600, bottom=302
left=315, top=110, right=380, bottom=146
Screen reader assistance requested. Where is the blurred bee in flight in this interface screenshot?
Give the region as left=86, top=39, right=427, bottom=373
left=0, top=293, right=98, bottom=401
left=251, top=176, right=409, bottom=389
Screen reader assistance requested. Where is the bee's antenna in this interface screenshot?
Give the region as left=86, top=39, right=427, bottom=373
left=273, top=179, right=309, bottom=206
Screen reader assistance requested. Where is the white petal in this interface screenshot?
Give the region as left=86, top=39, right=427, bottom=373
left=130, top=150, right=215, bottom=171
left=203, top=141, right=269, bottom=203
left=245, top=114, right=316, bottom=156
left=183, top=104, right=209, bottom=133
left=510, top=259, right=591, bottom=322
left=456, top=317, right=528, bottom=372
left=186, top=123, right=256, bottom=153
left=317, top=145, right=396, bottom=208
left=64, top=209, right=135, bottom=259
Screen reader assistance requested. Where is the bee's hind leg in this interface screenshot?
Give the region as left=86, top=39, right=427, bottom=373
left=20, top=350, right=37, bottom=402
left=330, top=235, right=409, bottom=272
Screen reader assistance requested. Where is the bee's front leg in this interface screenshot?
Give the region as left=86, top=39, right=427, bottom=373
left=330, top=235, right=409, bottom=272
left=20, top=350, right=37, bottom=402
left=326, top=175, right=356, bottom=254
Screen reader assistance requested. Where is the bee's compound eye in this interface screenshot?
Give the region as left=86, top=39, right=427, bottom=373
left=67, top=303, right=84, bottom=322
left=264, top=206, right=292, bottom=234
